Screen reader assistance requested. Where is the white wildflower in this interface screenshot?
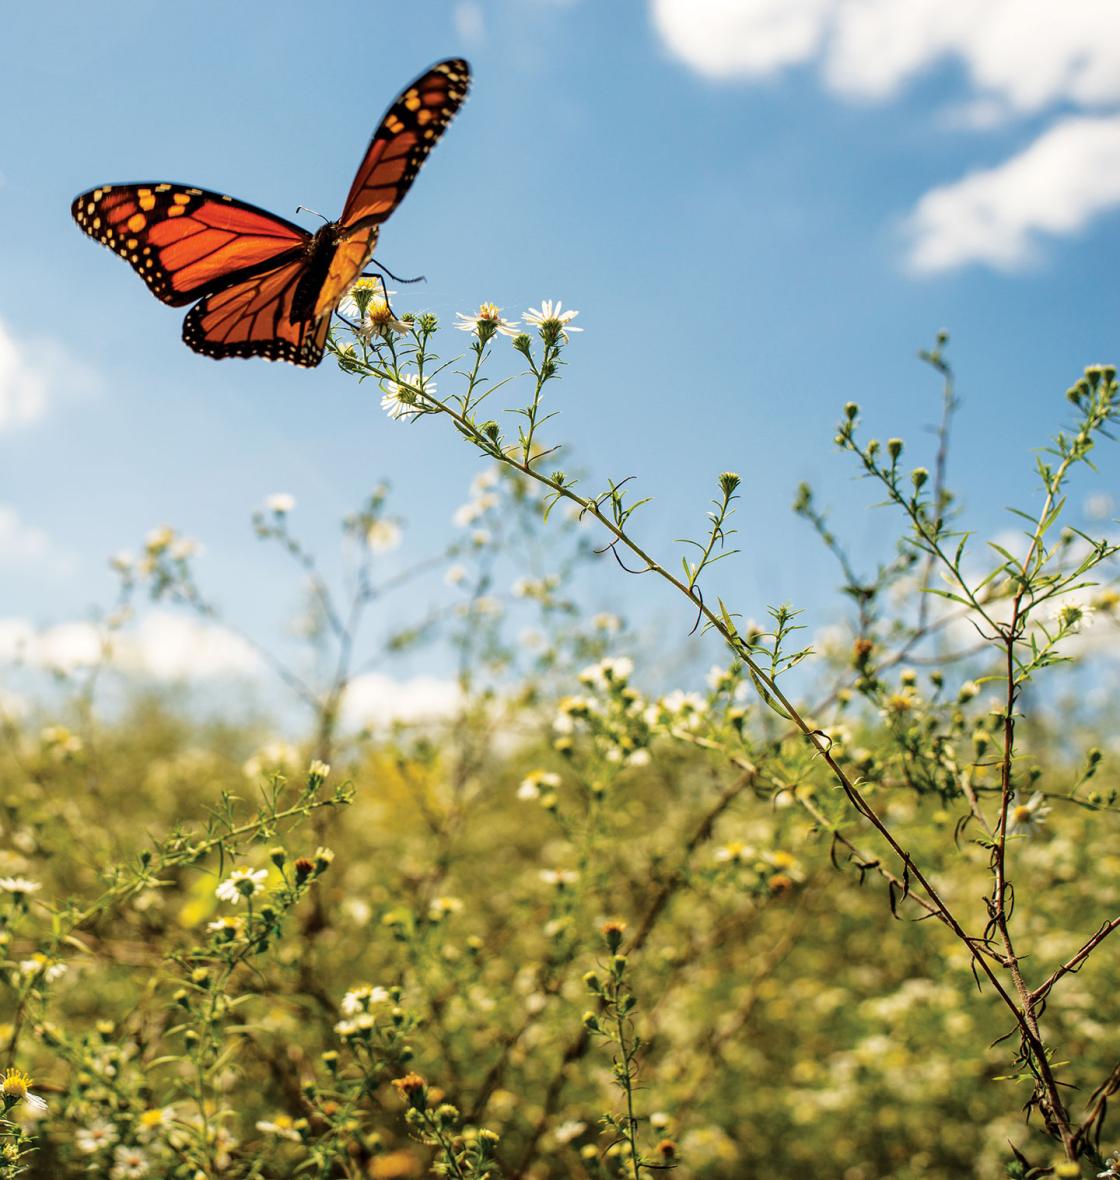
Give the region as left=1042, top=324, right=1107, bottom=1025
left=215, top=867, right=268, bottom=904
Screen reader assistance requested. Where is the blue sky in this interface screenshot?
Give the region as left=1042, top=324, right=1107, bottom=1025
left=2, top=0, right=1119, bottom=709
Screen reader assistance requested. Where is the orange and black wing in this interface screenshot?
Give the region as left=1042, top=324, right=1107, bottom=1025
left=181, top=257, right=329, bottom=367
left=72, top=183, right=308, bottom=307
left=339, top=59, right=470, bottom=230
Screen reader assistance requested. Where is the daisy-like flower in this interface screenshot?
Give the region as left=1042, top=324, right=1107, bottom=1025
left=366, top=519, right=402, bottom=552
left=255, top=1113, right=302, bottom=1142
left=428, top=895, right=463, bottom=921
left=144, top=525, right=175, bottom=554
left=308, top=759, right=330, bottom=781
left=77, top=1119, right=119, bottom=1153
left=444, top=564, right=468, bottom=587
left=361, top=298, right=409, bottom=340
left=381, top=374, right=436, bottom=421
left=207, top=915, right=242, bottom=939
left=522, top=299, right=582, bottom=343
left=264, top=492, right=295, bottom=515
left=1006, top=791, right=1052, bottom=836
left=339, top=277, right=397, bottom=321
left=110, top=1144, right=150, bottom=1179
left=135, top=1107, right=173, bottom=1141
left=539, top=868, right=579, bottom=888
left=553, top=1119, right=587, bottom=1145
left=715, top=841, right=753, bottom=865
left=341, top=984, right=390, bottom=1016
left=1, top=1068, right=48, bottom=1115
left=1098, top=1150, right=1120, bottom=1177
left=454, top=302, right=520, bottom=340
left=518, top=770, right=561, bottom=800
left=215, top=867, right=268, bottom=904
left=0, top=877, right=40, bottom=897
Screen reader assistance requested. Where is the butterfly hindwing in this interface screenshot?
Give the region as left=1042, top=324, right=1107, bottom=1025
left=340, top=59, right=470, bottom=229
left=182, top=257, right=329, bottom=367
left=72, top=183, right=308, bottom=307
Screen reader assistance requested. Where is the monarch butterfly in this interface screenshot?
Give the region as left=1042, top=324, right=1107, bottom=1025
left=71, top=59, right=470, bottom=368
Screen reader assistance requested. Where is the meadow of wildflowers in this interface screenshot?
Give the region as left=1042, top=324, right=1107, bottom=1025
left=2, top=292, right=1120, bottom=1179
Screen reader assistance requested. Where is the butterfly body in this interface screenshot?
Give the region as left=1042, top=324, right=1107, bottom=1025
left=72, top=59, right=469, bottom=367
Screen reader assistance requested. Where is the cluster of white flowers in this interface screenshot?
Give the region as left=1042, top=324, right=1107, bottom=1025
left=578, top=656, right=633, bottom=692
left=17, top=953, right=66, bottom=984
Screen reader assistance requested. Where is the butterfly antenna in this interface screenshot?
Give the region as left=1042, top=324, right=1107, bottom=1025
left=367, top=258, right=426, bottom=285
left=295, top=205, right=330, bottom=224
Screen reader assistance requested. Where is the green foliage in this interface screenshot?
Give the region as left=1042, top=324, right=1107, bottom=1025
left=1, top=307, right=1119, bottom=1178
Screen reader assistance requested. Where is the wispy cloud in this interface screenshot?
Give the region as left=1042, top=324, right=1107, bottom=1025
left=0, top=505, right=52, bottom=567
left=0, top=611, right=261, bottom=679
left=0, top=318, right=50, bottom=432
left=453, top=0, right=485, bottom=46
left=650, top=0, right=831, bottom=80
left=650, top=0, right=1120, bottom=272
left=905, top=114, right=1120, bottom=273
left=342, top=672, right=462, bottom=728
left=0, top=315, right=100, bottom=432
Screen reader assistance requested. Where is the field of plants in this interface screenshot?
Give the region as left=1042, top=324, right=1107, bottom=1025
left=1, top=304, right=1118, bottom=1180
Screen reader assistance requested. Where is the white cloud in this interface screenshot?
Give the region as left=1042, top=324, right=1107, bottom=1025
left=904, top=114, right=1120, bottom=272
left=0, top=318, right=49, bottom=433
left=0, top=506, right=51, bottom=567
left=342, top=672, right=462, bottom=728
left=0, top=315, right=100, bottom=433
left=827, top=0, right=1120, bottom=113
left=125, top=614, right=261, bottom=680
left=650, top=0, right=833, bottom=80
left=650, top=0, right=1120, bottom=271
left=0, top=611, right=260, bottom=679
left=453, top=0, right=485, bottom=45
left=651, top=0, right=1120, bottom=111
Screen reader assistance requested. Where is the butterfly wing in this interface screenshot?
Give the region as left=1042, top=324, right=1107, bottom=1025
left=72, top=183, right=308, bottom=307
left=182, top=256, right=328, bottom=367
left=339, top=59, right=471, bottom=231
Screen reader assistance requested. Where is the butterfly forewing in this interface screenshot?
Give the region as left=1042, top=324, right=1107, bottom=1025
left=340, top=59, right=470, bottom=229
left=72, top=183, right=309, bottom=307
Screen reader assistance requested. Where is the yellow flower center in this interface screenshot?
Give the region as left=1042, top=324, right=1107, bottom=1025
left=1, top=1068, right=32, bottom=1099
